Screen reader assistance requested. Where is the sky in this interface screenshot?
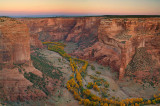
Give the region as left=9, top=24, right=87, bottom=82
left=0, top=0, right=160, bottom=16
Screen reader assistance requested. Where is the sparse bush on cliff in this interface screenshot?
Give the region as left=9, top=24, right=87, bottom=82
left=121, top=41, right=126, bottom=44
left=125, top=47, right=158, bottom=86
left=126, top=47, right=154, bottom=74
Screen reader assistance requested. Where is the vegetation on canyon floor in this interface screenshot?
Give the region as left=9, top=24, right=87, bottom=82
left=29, top=52, right=63, bottom=96
left=43, top=41, right=160, bottom=106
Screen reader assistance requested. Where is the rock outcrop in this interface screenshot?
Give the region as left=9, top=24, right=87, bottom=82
left=0, top=17, right=47, bottom=101
left=19, top=17, right=160, bottom=81
left=0, top=17, right=30, bottom=67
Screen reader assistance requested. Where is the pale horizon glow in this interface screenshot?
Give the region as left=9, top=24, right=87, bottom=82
left=0, top=0, right=160, bottom=16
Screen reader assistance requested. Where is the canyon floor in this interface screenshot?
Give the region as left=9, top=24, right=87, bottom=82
left=3, top=42, right=159, bottom=106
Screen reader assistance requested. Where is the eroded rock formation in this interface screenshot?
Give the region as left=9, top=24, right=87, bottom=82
left=19, top=17, right=160, bottom=81
left=98, top=18, right=160, bottom=80
left=30, top=33, right=43, bottom=49
left=0, top=17, right=30, bottom=67
left=0, top=17, right=46, bottom=101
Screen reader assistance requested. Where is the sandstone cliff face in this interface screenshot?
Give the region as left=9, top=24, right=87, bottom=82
left=0, top=17, right=30, bottom=67
left=97, top=18, right=160, bottom=79
left=73, top=18, right=160, bottom=80
left=19, top=18, right=77, bottom=41
left=0, top=67, right=46, bottom=101
left=20, top=17, right=160, bottom=80
left=30, top=33, right=43, bottom=49
left=19, top=17, right=100, bottom=48
left=0, top=17, right=47, bottom=101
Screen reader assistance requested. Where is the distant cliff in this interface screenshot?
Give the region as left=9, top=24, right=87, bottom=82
left=19, top=17, right=160, bottom=81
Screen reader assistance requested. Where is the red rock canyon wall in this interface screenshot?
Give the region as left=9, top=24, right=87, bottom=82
left=19, top=17, right=160, bottom=80
left=0, top=17, right=30, bottom=67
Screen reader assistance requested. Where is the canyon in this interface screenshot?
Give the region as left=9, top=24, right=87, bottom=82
left=0, top=16, right=160, bottom=105
left=19, top=17, right=160, bottom=81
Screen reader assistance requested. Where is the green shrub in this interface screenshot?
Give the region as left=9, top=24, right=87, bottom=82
left=121, top=41, right=126, bottom=44
left=104, top=82, right=109, bottom=88
left=94, top=79, right=102, bottom=86
left=91, top=65, right=95, bottom=70
left=18, top=68, right=22, bottom=73
left=24, top=72, right=49, bottom=95
left=31, top=53, right=62, bottom=80
left=96, top=71, right=101, bottom=74
left=87, top=82, right=93, bottom=89
left=98, top=67, right=103, bottom=69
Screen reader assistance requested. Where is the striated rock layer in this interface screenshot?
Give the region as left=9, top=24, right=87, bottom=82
left=0, top=67, right=46, bottom=101
left=19, top=17, right=160, bottom=80
left=0, top=17, right=30, bottom=67
left=19, top=17, right=100, bottom=47
left=98, top=18, right=160, bottom=80
left=0, top=17, right=47, bottom=101
left=30, top=33, right=43, bottom=49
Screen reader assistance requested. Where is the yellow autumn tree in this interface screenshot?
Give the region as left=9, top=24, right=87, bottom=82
left=93, top=83, right=100, bottom=91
